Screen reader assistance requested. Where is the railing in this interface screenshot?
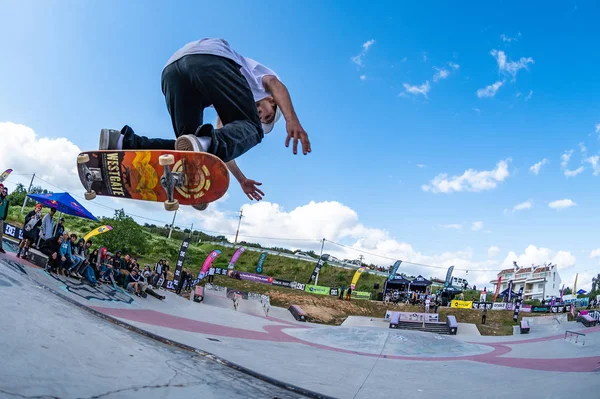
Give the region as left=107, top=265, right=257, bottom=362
left=564, top=330, right=586, bottom=345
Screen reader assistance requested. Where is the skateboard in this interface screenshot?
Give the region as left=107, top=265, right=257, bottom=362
left=0, top=168, right=12, bottom=184
left=76, top=150, right=229, bottom=211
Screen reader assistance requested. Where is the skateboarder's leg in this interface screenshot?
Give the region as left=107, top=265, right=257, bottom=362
left=174, top=54, right=263, bottom=163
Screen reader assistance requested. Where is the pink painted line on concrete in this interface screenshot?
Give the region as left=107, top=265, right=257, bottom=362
left=92, top=306, right=600, bottom=372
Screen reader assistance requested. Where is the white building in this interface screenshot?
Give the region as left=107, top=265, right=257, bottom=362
left=489, top=264, right=562, bottom=301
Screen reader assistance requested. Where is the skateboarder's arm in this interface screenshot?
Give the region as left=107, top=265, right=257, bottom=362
left=262, top=75, right=311, bottom=155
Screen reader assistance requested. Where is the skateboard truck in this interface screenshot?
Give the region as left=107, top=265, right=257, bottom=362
left=77, top=154, right=97, bottom=200
left=159, top=154, right=182, bottom=211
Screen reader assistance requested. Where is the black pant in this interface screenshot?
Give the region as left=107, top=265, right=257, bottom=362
left=123, top=54, right=263, bottom=163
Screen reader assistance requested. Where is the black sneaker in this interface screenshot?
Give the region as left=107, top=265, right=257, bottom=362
left=99, top=129, right=123, bottom=150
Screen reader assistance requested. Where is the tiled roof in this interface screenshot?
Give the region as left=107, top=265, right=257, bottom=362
left=516, top=267, right=533, bottom=274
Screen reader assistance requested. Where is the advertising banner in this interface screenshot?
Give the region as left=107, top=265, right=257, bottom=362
left=532, top=306, right=550, bottom=313
left=305, top=285, right=331, bottom=295
left=83, top=225, right=113, bottom=242
left=350, top=266, right=367, bottom=290
left=513, top=286, right=524, bottom=322
left=291, top=281, right=306, bottom=291
left=521, top=304, right=532, bottom=313
left=492, top=302, right=507, bottom=310
left=198, top=249, right=221, bottom=280
left=238, top=271, right=274, bottom=285
left=2, top=222, right=23, bottom=241
left=492, top=276, right=502, bottom=302
left=471, top=302, right=493, bottom=310
left=444, top=265, right=454, bottom=287
left=272, top=278, right=293, bottom=288
left=172, top=238, right=191, bottom=289
left=451, top=300, right=473, bottom=309
left=351, top=291, right=371, bottom=300
left=228, top=246, right=246, bottom=269
left=255, top=251, right=268, bottom=273
left=307, top=254, right=330, bottom=284
left=329, top=287, right=339, bottom=297
left=388, top=260, right=402, bottom=281
left=385, top=311, right=440, bottom=323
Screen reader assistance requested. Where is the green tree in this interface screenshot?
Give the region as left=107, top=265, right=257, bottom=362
left=7, top=184, right=51, bottom=209
left=563, top=287, right=573, bottom=295
left=94, top=209, right=148, bottom=255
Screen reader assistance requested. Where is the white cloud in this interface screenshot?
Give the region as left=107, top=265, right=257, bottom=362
left=473, top=108, right=481, bottom=113
left=490, top=49, right=534, bottom=80
left=448, top=62, right=460, bottom=70
left=595, top=123, right=600, bottom=134
left=500, top=32, right=521, bottom=42
left=439, top=223, right=462, bottom=230
left=359, top=75, right=366, bottom=81
left=416, top=164, right=426, bottom=169
left=579, top=142, right=587, bottom=155
left=525, top=90, right=533, bottom=101
left=560, top=149, right=585, bottom=177
left=422, top=159, right=511, bottom=194
left=564, top=271, right=595, bottom=292
left=477, top=80, right=504, bottom=98
left=351, top=39, right=376, bottom=68
left=585, top=155, right=600, bottom=176
left=513, top=201, right=533, bottom=212
left=529, top=158, right=548, bottom=175
left=564, top=166, right=584, bottom=177
left=402, top=81, right=430, bottom=97
left=548, top=199, right=576, bottom=210
left=433, top=68, right=450, bottom=82
left=471, top=221, right=484, bottom=231
left=0, top=122, right=83, bottom=193
left=589, top=249, right=600, bottom=261
left=488, top=246, right=500, bottom=258
left=502, top=245, right=576, bottom=270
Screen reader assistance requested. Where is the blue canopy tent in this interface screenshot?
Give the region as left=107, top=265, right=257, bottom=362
left=27, top=192, right=99, bottom=239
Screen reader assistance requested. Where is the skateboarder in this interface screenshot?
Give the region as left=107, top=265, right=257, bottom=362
left=98, top=38, right=311, bottom=209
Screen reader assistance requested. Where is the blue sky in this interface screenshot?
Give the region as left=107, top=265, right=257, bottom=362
left=0, top=1, right=598, bottom=289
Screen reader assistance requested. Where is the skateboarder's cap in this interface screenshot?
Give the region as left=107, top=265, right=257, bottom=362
left=262, top=105, right=282, bottom=134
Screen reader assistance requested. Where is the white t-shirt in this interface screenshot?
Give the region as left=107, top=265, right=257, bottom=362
left=164, top=38, right=279, bottom=104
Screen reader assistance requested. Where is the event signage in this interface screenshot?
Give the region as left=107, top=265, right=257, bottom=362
left=307, top=254, right=330, bottom=284
left=172, top=238, right=190, bottom=289
left=388, top=260, right=402, bottom=281
left=291, top=281, right=306, bottom=291
left=521, top=304, right=532, bottom=313
left=532, top=306, right=550, bottom=313
left=329, top=287, right=339, bottom=297
left=255, top=251, right=268, bottom=274
left=228, top=246, right=246, bottom=269
left=451, top=300, right=473, bottom=309
left=444, top=265, right=454, bottom=288
left=305, top=285, right=331, bottom=295
left=3, top=222, right=23, bottom=241
left=471, top=302, right=493, bottom=310
left=513, top=286, right=524, bottom=322
left=238, top=271, right=273, bottom=285
left=272, top=278, right=293, bottom=288
left=351, top=291, right=371, bottom=300
left=492, top=303, right=506, bottom=310
left=385, top=311, right=439, bottom=323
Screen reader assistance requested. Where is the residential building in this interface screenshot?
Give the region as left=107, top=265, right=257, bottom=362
left=489, top=264, right=562, bottom=301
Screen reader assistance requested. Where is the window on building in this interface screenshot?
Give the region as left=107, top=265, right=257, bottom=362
left=538, top=283, right=544, bottom=290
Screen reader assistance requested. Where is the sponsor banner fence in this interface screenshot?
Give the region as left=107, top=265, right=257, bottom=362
left=532, top=306, right=550, bottom=313
left=225, top=287, right=264, bottom=301
left=291, top=281, right=306, bottom=291
left=305, top=285, right=331, bottom=295
left=2, top=222, right=23, bottom=241
left=451, top=300, right=473, bottom=309
left=237, top=271, right=274, bottom=285
left=385, top=311, right=439, bottom=323
left=588, top=311, right=600, bottom=321
left=329, top=287, right=339, bottom=297
left=492, top=302, right=506, bottom=310
left=471, top=302, right=493, bottom=310
left=351, top=291, right=371, bottom=300
left=272, top=278, right=293, bottom=288
left=521, top=304, right=532, bottom=313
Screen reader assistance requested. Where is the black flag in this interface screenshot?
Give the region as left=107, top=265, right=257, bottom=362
left=172, top=238, right=191, bottom=289
left=307, top=254, right=330, bottom=284
left=513, top=286, right=524, bottom=322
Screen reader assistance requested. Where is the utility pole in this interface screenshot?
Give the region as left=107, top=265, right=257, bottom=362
left=189, top=223, right=193, bottom=239
left=234, top=209, right=243, bottom=244
left=168, top=209, right=178, bottom=239
left=358, top=255, right=364, bottom=266
left=21, top=173, right=36, bottom=214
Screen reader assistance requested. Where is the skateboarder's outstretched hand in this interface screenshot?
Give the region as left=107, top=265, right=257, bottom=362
left=285, top=119, right=311, bottom=155
left=240, top=179, right=264, bottom=201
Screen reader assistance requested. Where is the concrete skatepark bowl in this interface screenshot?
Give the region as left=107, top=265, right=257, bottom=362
left=1, top=247, right=599, bottom=398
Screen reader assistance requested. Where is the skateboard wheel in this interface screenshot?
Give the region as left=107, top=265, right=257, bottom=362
left=85, top=190, right=96, bottom=200
left=164, top=199, right=179, bottom=211
left=159, top=154, right=175, bottom=166
left=77, top=154, right=90, bottom=164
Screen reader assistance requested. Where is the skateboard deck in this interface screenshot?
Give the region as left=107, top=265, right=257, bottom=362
left=76, top=150, right=229, bottom=211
